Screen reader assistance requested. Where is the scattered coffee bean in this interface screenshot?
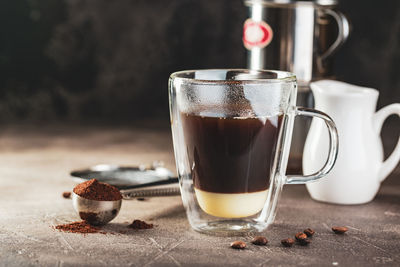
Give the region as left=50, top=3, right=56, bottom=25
left=304, top=228, right=315, bottom=237
left=295, top=232, right=307, bottom=241
left=251, top=236, right=268, bottom=246
left=231, top=241, right=246, bottom=249
left=281, top=238, right=295, bottom=247
left=332, top=226, right=348, bottom=234
left=137, top=198, right=147, bottom=201
left=298, top=238, right=311, bottom=246
left=62, top=192, right=71, bottom=199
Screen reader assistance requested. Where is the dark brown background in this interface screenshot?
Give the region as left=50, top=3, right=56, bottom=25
left=0, top=0, right=399, bottom=123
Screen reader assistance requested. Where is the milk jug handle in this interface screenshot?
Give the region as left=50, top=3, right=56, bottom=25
left=320, top=9, right=350, bottom=61
left=373, top=103, right=400, bottom=182
left=286, top=107, right=339, bottom=184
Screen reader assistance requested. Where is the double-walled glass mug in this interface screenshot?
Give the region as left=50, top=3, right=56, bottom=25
left=169, top=69, right=338, bottom=235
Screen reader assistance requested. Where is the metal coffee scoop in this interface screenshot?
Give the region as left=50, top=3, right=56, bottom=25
left=70, top=163, right=180, bottom=225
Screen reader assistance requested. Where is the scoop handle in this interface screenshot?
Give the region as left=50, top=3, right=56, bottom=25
left=121, top=187, right=181, bottom=199
left=120, top=177, right=179, bottom=190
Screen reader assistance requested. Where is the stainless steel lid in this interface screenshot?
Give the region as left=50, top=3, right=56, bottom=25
left=244, top=0, right=338, bottom=6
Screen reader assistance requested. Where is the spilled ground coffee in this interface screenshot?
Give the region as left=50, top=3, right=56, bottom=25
left=54, top=221, right=104, bottom=234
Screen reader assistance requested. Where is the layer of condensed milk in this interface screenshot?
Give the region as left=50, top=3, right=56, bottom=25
left=194, top=188, right=269, bottom=218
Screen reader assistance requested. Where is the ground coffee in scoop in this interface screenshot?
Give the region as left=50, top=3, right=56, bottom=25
left=73, top=179, right=122, bottom=201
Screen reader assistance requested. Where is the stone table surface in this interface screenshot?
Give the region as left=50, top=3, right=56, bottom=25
left=0, top=124, right=399, bottom=267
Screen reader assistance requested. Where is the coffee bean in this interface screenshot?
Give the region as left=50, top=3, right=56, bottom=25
left=251, top=236, right=268, bottom=246
left=62, top=192, right=71, bottom=199
left=231, top=241, right=246, bottom=249
left=281, top=238, right=295, bottom=247
left=304, top=228, right=315, bottom=237
left=295, top=232, right=307, bottom=241
left=332, top=226, right=348, bottom=234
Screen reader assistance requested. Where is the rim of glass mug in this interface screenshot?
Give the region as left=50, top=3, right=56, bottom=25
left=169, top=69, right=297, bottom=85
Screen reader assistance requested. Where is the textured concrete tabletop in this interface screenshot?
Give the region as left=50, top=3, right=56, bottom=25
left=0, top=124, right=399, bottom=267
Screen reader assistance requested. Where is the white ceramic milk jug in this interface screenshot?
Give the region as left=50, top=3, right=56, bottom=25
left=303, top=80, right=400, bottom=204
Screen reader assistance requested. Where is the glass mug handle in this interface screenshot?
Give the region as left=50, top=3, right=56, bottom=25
left=286, top=107, right=339, bottom=184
